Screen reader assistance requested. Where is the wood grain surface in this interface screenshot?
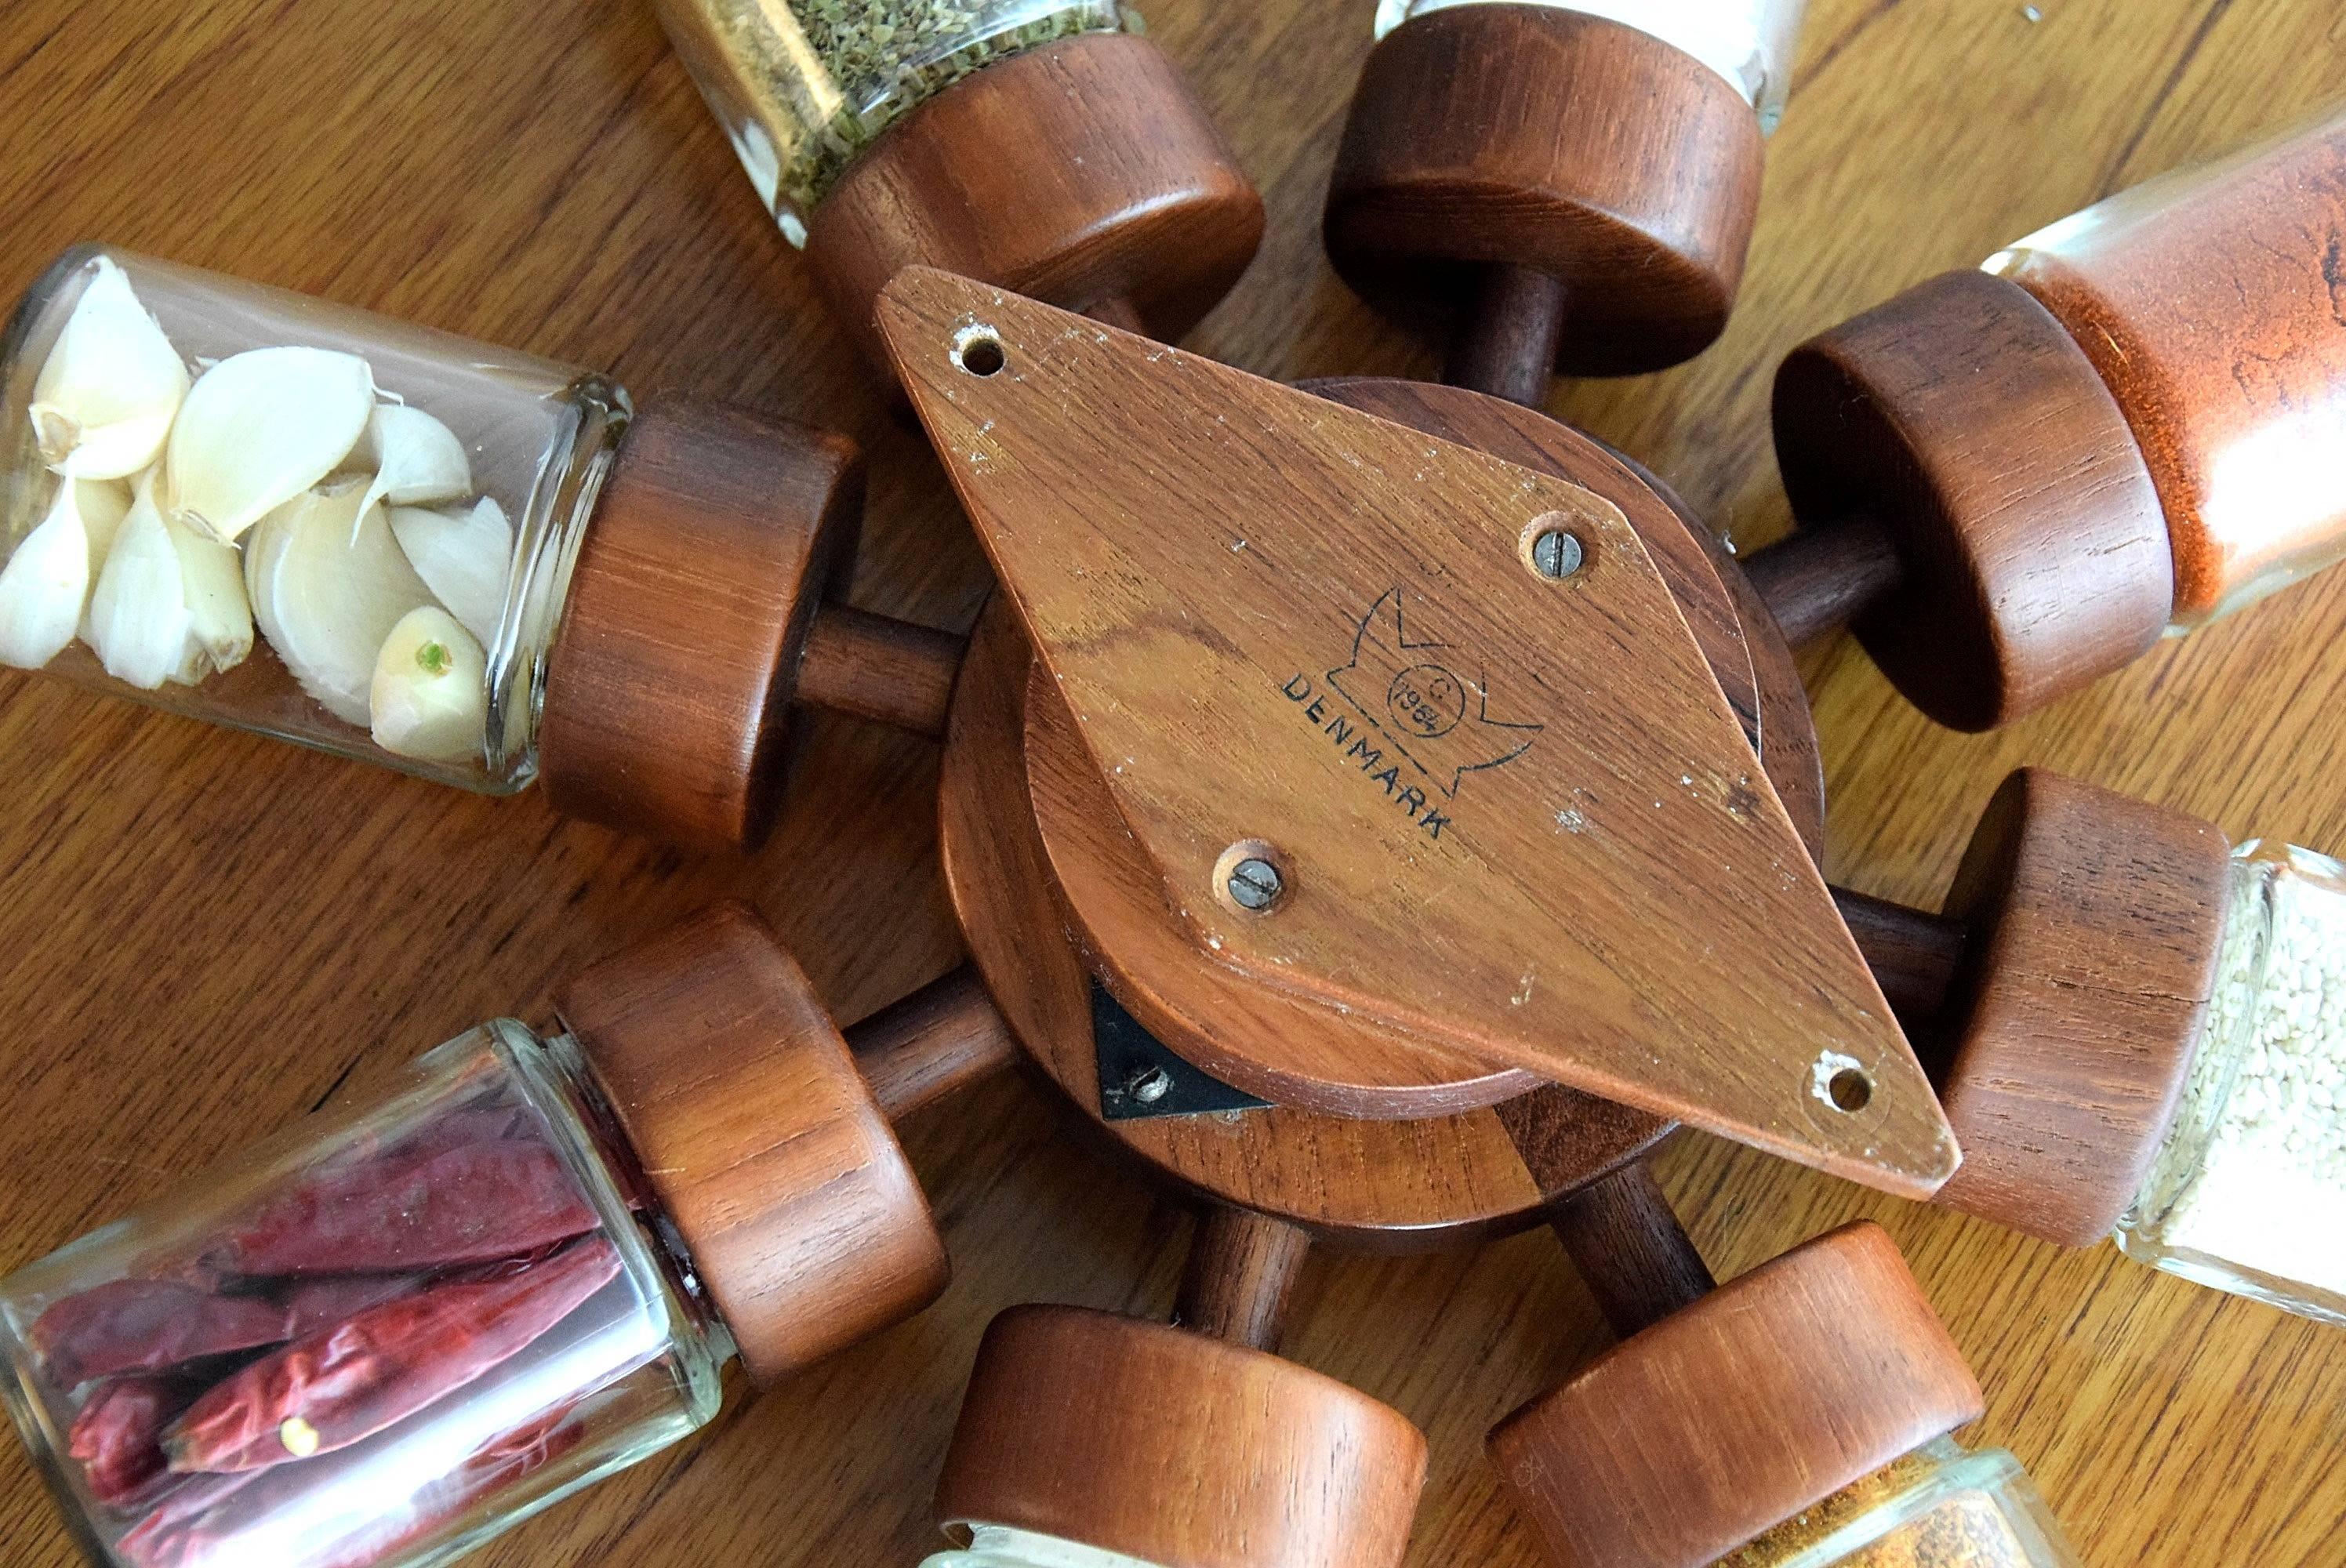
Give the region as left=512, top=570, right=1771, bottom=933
left=0, top=3, right=2340, bottom=1566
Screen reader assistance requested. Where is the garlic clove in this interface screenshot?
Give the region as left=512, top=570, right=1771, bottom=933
left=0, top=483, right=95, bottom=670
left=76, top=480, right=134, bottom=574
left=29, top=257, right=190, bottom=481
left=165, top=510, right=252, bottom=682
left=369, top=605, right=486, bottom=764
left=389, top=497, right=510, bottom=646
left=354, top=403, right=471, bottom=525
left=165, top=347, right=375, bottom=543
left=246, top=481, right=433, bottom=726
left=86, top=480, right=192, bottom=690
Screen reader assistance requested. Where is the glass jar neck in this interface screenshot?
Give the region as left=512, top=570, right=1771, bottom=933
left=2123, top=844, right=2284, bottom=1233
left=490, top=380, right=630, bottom=785
left=507, top=1027, right=736, bottom=1371
left=921, top=1524, right=1168, bottom=1568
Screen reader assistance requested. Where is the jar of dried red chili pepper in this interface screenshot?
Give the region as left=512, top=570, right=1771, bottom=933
left=1771, top=101, right=2346, bottom=728
left=0, top=906, right=948, bottom=1568
left=0, top=243, right=873, bottom=853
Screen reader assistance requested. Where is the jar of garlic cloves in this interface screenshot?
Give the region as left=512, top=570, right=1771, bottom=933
left=1371, top=0, right=1810, bottom=132
left=1930, top=771, right=2346, bottom=1327
left=0, top=245, right=865, bottom=852
left=0, top=906, right=947, bottom=1568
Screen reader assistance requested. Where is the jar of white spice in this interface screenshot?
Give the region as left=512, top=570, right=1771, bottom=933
left=2115, top=842, right=2346, bottom=1319
left=1921, top=768, right=2346, bottom=1325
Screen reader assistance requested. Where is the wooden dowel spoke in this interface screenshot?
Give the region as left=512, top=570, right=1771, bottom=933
left=1444, top=264, right=1570, bottom=408
left=1831, top=884, right=1969, bottom=1029
left=797, top=602, right=968, bottom=739
left=1082, top=296, right=1149, bottom=333
left=848, top=965, right=1020, bottom=1122
left=1742, top=515, right=1905, bottom=648
left=1547, top=1160, right=1715, bottom=1338
left=1174, top=1207, right=1313, bottom=1353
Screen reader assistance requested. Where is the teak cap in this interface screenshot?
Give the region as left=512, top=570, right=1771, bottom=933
left=539, top=400, right=862, bottom=853
left=935, top=1305, right=1426, bottom=1568
left=555, top=903, right=946, bottom=1385
left=1488, top=1222, right=1984, bottom=1568
left=1325, top=6, right=1764, bottom=375
left=1930, top=769, right=2231, bottom=1247
left=805, top=33, right=1262, bottom=370
left=1771, top=269, right=2173, bottom=730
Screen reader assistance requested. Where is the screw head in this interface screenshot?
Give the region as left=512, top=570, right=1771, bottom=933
left=1227, top=856, right=1284, bottom=911
left=1531, top=528, right=1585, bottom=579
left=1126, top=1065, right=1173, bottom=1105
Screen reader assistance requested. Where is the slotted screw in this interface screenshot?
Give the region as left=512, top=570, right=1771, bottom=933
left=1228, top=857, right=1284, bottom=911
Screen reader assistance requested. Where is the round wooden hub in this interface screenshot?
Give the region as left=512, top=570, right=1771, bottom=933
left=937, top=381, right=1821, bottom=1243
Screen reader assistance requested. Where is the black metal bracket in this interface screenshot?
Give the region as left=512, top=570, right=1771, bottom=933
left=1091, top=982, right=1273, bottom=1122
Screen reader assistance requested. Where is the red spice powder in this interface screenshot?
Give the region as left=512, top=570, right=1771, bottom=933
left=1988, top=107, right=2346, bottom=626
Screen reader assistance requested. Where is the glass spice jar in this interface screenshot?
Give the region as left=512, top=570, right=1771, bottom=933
left=1985, top=103, right=2346, bottom=627
left=1490, top=1224, right=2083, bottom=1568
left=0, top=906, right=950, bottom=1568
left=1370, top=0, right=1811, bottom=132
left=1715, top=1440, right=2078, bottom=1568
left=2114, top=840, right=2346, bottom=1322
left=0, top=244, right=623, bottom=789
left=653, top=0, right=1137, bottom=245
left=0, top=245, right=873, bottom=852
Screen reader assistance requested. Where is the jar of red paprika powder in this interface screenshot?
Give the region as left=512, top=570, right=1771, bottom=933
left=1770, top=102, right=2346, bottom=728
left=0, top=906, right=957, bottom=1568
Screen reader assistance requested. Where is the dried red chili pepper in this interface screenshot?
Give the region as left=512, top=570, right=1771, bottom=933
left=209, top=1140, right=597, bottom=1276
left=164, top=1237, right=619, bottom=1475
left=67, top=1377, right=188, bottom=1504
left=114, top=1470, right=264, bottom=1567
left=120, top=1405, right=587, bottom=1568
left=30, top=1280, right=289, bottom=1388
left=275, top=1276, right=424, bottom=1339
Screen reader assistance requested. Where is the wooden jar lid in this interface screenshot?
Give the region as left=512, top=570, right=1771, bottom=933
left=1930, top=769, right=2231, bottom=1247
left=935, top=1305, right=1427, bottom=1568
left=555, top=903, right=946, bottom=1385
left=804, top=34, right=1262, bottom=369
left=1324, top=6, right=1765, bottom=376
left=1771, top=269, right=2174, bottom=730
left=538, top=400, right=862, bottom=852
left=1488, top=1222, right=1983, bottom=1568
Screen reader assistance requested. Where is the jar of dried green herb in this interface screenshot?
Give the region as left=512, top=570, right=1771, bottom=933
left=652, top=0, right=1262, bottom=368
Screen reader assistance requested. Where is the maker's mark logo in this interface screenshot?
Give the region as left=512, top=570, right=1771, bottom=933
left=1280, top=588, right=1542, bottom=842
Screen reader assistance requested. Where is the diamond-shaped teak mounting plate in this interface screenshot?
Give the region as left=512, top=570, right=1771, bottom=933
left=878, top=269, right=1959, bottom=1198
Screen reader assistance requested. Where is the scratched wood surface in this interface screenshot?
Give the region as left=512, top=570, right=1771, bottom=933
left=0, top=3, right=2338, bottom=1566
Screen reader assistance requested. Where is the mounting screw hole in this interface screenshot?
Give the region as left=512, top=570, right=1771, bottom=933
left=953, top=326, right=1006, bottom=377
left=1826, top=1067, right=1874, bottom=1113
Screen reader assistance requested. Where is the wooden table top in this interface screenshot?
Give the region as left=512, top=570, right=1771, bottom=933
left=1, top=2, right=2338, bottom=1564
